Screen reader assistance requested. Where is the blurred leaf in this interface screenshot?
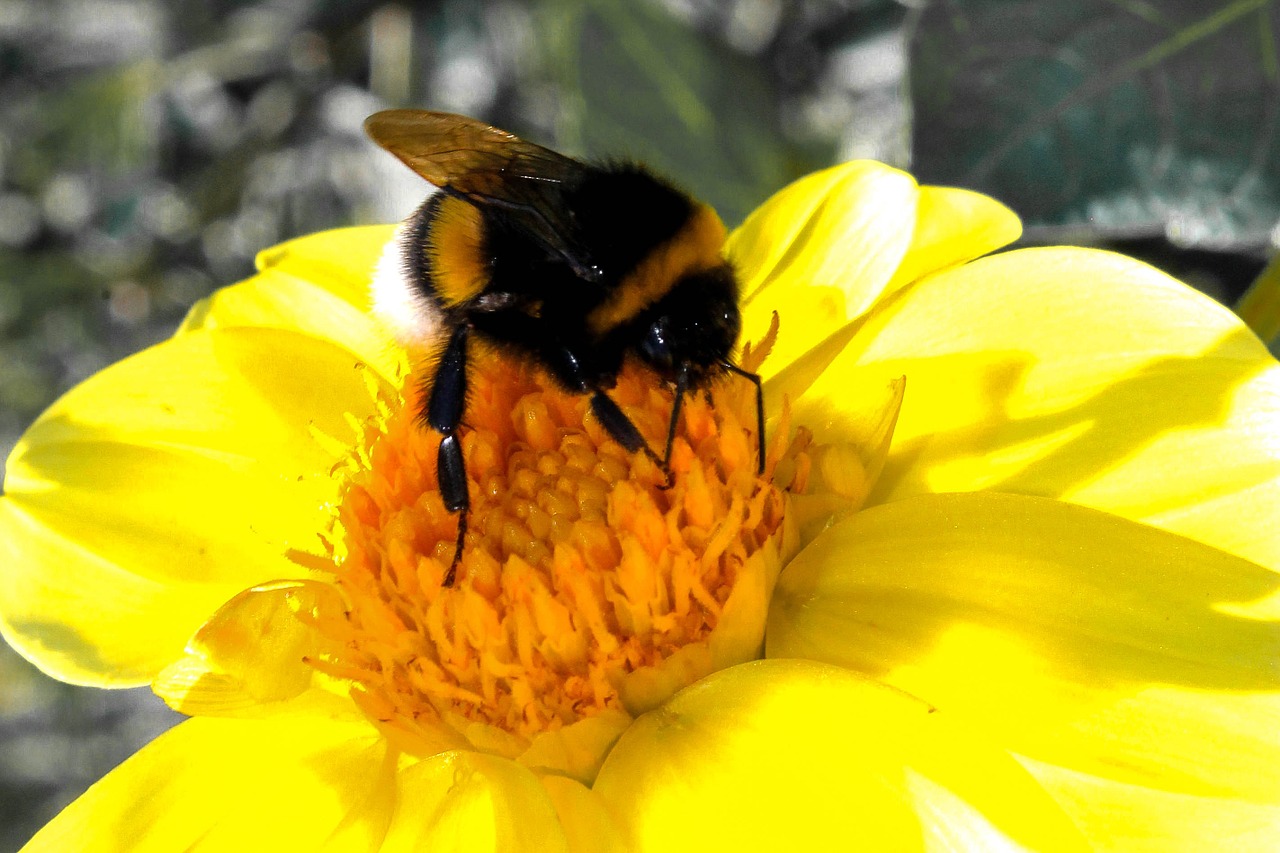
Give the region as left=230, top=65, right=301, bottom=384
left=910, top=0, right=1280, bottom=252
left=547, top=0, right=818, bottom=226
left=1235, top=251, right=1280, bottom=349
left=29, top=63, right=160, bottom=177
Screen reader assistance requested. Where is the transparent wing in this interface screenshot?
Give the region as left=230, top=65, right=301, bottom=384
left=365, top=109, right=601, bottom=281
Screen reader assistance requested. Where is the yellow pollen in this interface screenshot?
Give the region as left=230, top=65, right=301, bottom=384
left=311, top=334, right=807, bottom=749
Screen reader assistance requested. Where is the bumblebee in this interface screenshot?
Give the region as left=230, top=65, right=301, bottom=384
left=365, top=109, right=764, bottom=586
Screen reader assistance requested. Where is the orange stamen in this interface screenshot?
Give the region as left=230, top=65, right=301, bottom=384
left=311, top=334, right=807, bottom=750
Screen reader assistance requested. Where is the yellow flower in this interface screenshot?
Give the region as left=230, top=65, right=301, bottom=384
left=4, top=160, right=1280, bottom=850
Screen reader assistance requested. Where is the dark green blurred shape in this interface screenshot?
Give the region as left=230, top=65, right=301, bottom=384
left=911, top=0, right=1280, bottom=255
left=550, top=0, right=814, bottom=227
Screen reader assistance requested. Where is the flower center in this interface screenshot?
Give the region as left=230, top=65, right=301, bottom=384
left=311, top=338, right=807, bottom=756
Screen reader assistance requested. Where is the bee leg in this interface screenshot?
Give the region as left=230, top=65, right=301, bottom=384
left=721, top=361, right=766, bottom=475
left=589, top=391, right=669, bottom=480
left=662, top=365, right=691, bottom=467
left=436, top=435, right=468, bottom=586
left=426, top=324, right=471, bottom=586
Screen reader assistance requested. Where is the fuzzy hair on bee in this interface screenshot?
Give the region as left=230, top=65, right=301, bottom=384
left=365, top=109, right=766, bottom=586
left=372, top=219, right=444, bottom=347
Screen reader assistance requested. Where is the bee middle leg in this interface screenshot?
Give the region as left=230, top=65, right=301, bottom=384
left=425, top=324, right=471, bottom=586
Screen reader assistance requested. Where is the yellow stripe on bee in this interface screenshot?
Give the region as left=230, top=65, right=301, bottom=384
left=586, top=204, right=728, bottom=337
left=428, top=195, right=489, bottom=308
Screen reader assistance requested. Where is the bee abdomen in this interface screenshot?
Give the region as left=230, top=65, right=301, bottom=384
left=425, top=195, right=491, bottom=309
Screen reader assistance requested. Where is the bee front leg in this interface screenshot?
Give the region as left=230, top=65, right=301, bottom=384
left=662, top=364, right=691, bottom=468
left=426, top=324, right=471, bottom=586
left=721, top=361, right=766, bottom=475
left=589, top=390, right=670, bottom=485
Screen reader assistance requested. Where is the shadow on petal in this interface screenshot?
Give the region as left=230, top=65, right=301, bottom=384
left=768, top=491, right=1280, bottom=797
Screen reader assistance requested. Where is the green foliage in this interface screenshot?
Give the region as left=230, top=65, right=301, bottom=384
left=911, top=0, right=1280, bottom=254
left=544, top=0, right=821, bottom=227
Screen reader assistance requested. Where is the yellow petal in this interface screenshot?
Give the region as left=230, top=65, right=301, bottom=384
left=21, top=707, right=390, bottom=852
left=178, top=267, right=404, bottom=384
left=252, top=225, right=395, bottom=311
left=539, top=775, right=628, bottom=853
left=0, top=499, right=232, bottom=687
left=789, top=368, right=905, bottom=489
left=21, top=696, right=585, bottom=852
left=616, top=507, right=798, bottom=719
left=153, top=581, right=340, bottom=716
left=781, top=373, right=906, bottom=545
left=1018, top=758, right=1280, bottom=850
left=594, top=658, right=1086, bottom=852
left=1, top=327, right=383, bottom=685
left=882, top=184, right=1022, bottom=298
left=731, top=162, right=919, bottom=374
left=1022, top=758, right=1280, bottom=853
left=515, top=709, right=634, bottom=787
left=807, top=245, right=1280, bottom=569
left=768, top=491, right=1280, bottom=803
left=380, top=752, right=570, bottom=853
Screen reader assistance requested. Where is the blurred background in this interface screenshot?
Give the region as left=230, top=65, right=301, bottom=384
left=1, top=0, right=1277, bottom=847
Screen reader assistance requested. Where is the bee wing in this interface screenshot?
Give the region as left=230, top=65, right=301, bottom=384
left=365, top=109, right=602, bottom=281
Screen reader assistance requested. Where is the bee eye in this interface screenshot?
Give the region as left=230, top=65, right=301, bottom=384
left=640, top=319, right=674, bottom=370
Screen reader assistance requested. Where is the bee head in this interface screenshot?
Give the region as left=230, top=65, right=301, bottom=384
left=637, top=264, right=741, bottom=386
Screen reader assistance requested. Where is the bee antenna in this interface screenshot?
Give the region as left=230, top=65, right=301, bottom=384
left=721, top=361, right=765, bottom=475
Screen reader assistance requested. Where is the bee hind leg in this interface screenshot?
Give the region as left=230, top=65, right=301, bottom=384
left=435, top=434, right=468, bottom=586
left=426, top=324, right=471, bottom=586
